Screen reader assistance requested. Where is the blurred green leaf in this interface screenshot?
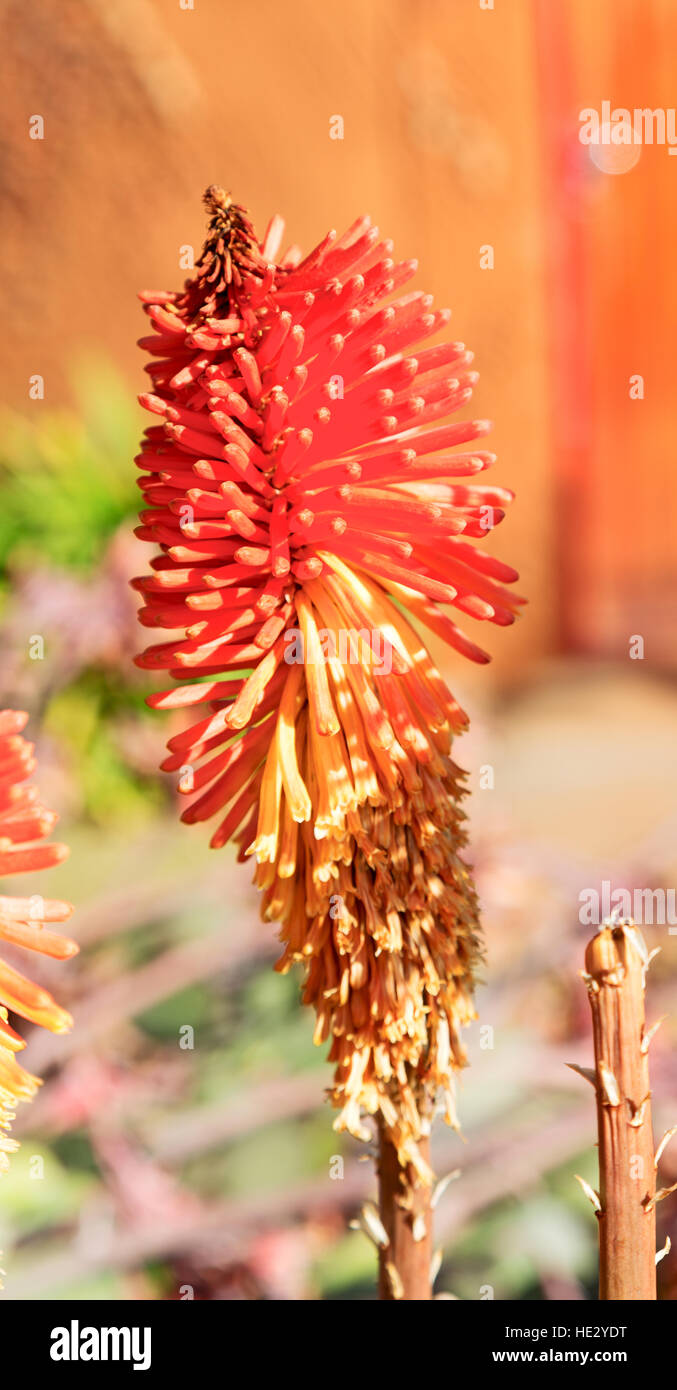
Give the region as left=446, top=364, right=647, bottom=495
left=0, top=1146, right=94, bottom=1238
left=0, top=362, right=139, bottom=583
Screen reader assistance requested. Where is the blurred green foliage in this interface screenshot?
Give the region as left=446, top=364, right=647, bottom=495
left=0, top=364, right=168, bottom=826
left=44, top=678, right=165, bottom=826
left=0, top=361, right=139, bottom=588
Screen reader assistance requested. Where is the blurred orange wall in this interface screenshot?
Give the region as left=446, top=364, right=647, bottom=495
left=536, top=0, right=677, bottom=665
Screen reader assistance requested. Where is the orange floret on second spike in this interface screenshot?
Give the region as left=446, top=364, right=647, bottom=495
left=0, top=710, right=77, bottom=1174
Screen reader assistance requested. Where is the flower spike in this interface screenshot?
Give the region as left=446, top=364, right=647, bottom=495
left=133, top=191, right=523, bottom=1183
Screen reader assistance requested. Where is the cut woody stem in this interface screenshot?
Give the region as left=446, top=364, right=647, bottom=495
left=377, top=1123, right=433, bottom=1301
left=572, top=921, right=674, bottom=1300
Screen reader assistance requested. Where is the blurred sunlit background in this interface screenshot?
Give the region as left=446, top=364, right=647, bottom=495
left=1, top=0, right=676, bottom=1299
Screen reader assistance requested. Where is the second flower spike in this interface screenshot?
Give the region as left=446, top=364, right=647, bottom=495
left=0, top=709, right=77, bottom=1174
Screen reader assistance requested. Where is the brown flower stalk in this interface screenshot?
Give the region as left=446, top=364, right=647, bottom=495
left=377, top=1120, right=433, bottom=1300
left=573, top=921, right=675, bottom=1300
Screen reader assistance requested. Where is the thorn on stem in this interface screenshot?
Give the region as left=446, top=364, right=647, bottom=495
left=575, top=1173, right=602, bottom=1213
left=654, top=1125, right=677, bottom=1169
left=641, top=1016, right=666, bottom=1053
left=598, top=1061, right=621, bottom=1106
left=653, top=1181, right=677, bottom=1206
left=431, top=1168, right=462, bottom=1208
left=384, top=1261, right=404, bottom=1300
left=656, top=1236, right=671, bottom=1266
left=355, top=1201, right=390, bottom=1249
left=566, top=1062, right=597, bottom=1087
left=628, top=1095, right=650, bottom=1128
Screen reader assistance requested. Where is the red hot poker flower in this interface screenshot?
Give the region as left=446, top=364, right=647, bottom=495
left=0, top=710, right=77, bottom=1172
left=134, top=190, right=523, bottom=1177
